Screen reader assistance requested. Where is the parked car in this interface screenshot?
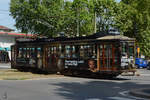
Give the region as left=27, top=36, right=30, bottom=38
left=135, top=58, right=148, bottom=68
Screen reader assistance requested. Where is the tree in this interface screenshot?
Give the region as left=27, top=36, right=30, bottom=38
left=94, top=0, right=120, bottom=32
left=119, top=0, right=150, bottom=57
left=10, top=0, right=65, bottom=37
left=61, top=0, right=94, bottom=37
left=10, top=0, right=95, bottom=37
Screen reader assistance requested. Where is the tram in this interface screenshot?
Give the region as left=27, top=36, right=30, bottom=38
left=11, top=32, right=136, bottom=78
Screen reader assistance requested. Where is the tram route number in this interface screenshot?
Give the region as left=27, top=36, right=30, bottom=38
left=65, top=60, right=84, bottom=66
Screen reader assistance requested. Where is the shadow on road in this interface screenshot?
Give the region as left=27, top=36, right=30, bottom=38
left=49, top=79, right=150, bottom=100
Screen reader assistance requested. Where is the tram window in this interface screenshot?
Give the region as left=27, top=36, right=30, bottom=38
left=37, top=48, right=42, bottom=58
left=79, top=45, right=95, bottom=59
left=60, top=45, right=65, bottom=58
left=18, top=48, right=23, bottom=58
left=84, top=45, right=91, bottom=58
left=54, top=47, right=57, bottom=54
left=122, top=43, right=128, bottom=57
left=128, top=46, right=134, bottom=57
left=72, top=46, right=77, bottom=58
left=64, top=45, right=94, bottom=59
left=114, top=45, right=120, bottom=67
left=27, top=48, right=30, bottom=58
left=65, top=45, right=70, bottom=58
left=23, top=48, right=27, bottom=58
left=99, top=45, right=103, bottom=57
left=79, top=46, right=84, bottom=58
left=104, top=45, right=112, bottom=58
left=47, top=47, right=51, bottom=57
left=30, top=48, right=35, bottom=58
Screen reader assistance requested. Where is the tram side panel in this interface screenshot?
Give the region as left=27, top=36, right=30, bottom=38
left=11, top=38, right=135, bottom=76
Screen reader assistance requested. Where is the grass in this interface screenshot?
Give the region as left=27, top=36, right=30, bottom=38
left=0, top=69, right=63, bottom=80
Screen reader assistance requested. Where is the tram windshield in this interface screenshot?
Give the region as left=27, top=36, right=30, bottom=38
left=121, top=42, right=134, bottom=58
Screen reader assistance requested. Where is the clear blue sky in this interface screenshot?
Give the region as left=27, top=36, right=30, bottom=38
left=0, top=0, right=121, bottom=31
left=0, top=0, right=16, bottom=30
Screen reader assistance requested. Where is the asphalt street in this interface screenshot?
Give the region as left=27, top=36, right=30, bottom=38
left=0, top=68, right=149, bottom=100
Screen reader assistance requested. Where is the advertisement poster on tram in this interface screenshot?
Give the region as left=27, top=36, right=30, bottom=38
left=64, top=59, right=97, bottom=72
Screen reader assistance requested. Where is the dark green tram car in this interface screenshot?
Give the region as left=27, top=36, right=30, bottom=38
left=11, top=33, right=136, bottom=77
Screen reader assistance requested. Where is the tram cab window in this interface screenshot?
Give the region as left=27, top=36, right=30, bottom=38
left=121, top=43, right=128, bottom=57
left=128, top=42, right=134, bottom=57
left=114, top=45, right=120, bottom=67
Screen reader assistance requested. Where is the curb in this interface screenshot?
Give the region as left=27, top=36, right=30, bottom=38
left=129, top=88, right=150, bottom=99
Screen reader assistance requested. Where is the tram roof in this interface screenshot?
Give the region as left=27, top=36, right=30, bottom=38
left=96, top=35, right=135, bottom=40
left=16, top=32, right=135, bottom=43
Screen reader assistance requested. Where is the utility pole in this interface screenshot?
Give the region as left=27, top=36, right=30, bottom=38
left=94, top=11, right=97, bottom=33
left=94, top=0, right=97, bottom=33
left=77, top=7, right=80, bottom=37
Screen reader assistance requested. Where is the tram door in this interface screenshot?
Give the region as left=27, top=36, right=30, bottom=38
left=44, top=45, right=59, bottom=71
left=98, top=44, right=114, bottom=71
left=106, top=45, right=111, bottom=69
left=11, top=45, right=16, bottom=68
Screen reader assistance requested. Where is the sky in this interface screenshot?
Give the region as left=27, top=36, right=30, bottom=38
left=0, top=0, right=121, bottom=31
left=0, top=0, right=16, bottom=31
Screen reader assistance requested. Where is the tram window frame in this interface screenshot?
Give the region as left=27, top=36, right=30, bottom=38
left=63, top=44, right=95, bottom=59
left=26, top=48, right=30, bottom=58
left=79, top=44, right=95, bottom=59
left=30, top=48, right=36, bottom=58
left=18, top=47, right=28, bottom=58
left=114, top=44, right=120, bottom=67
left=37, top=47, right=42, bottom=58
left=60, top=45, right=65, bottom=58
left=18, top=48, right=21, bottom=58
left=121, top=42, right=128, bottom=57
left=128, top=46, right=134, bottom=57
left=128, top=42, right=134, bottom=57
left=65, top=45, right=72, bottom=58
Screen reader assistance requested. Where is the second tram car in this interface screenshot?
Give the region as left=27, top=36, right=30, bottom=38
left=11, top=32, right=136, bottom=78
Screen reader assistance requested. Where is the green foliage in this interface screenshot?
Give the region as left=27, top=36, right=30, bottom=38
left=10, top=0, right=64, bottom=37
left=119, top=0, right=150, bottom=57
left=94, top=0, right=118, bottom=32
left=10, top=0, right=150, bottom=57
left=10, top=0, right=94, bottom=37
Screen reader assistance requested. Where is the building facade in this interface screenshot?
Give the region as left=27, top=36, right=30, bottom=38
left=0, top=25, right=33, bottom=62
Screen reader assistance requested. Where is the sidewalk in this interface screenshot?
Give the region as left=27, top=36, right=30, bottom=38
left=0, top=63, right=11, bottom=69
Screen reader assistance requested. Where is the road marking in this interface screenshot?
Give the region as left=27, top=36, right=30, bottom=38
left=119, top=91, right=148, bottom=100
left=108, top=97, right=135, bottom=100
left=119, top=91, right=129, bottom=96
left=85, top=98, right=102, bottom=100
left=140, top=74, right=150, bottom=76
